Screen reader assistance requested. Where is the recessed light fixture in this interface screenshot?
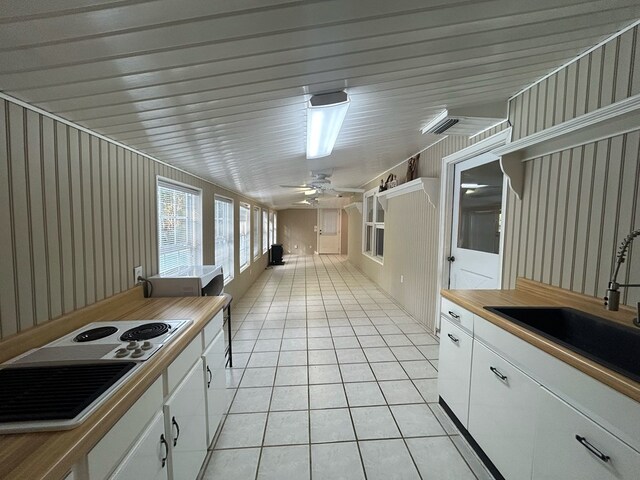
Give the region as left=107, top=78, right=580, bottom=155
left=306, top=91, right=350, bottom=159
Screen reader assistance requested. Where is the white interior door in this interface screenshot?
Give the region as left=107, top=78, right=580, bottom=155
left=449, top=153, right=505, bottom=289
left=317, top=208, right=341, bottom=254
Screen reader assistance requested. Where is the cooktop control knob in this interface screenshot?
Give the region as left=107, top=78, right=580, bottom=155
left=115, top=348, right=129, bottom=358
left=131, top=348, right=145, bottom=358
left=126, top=341, right=139, bottom=350
left=141, top=341, right=153, bottom=350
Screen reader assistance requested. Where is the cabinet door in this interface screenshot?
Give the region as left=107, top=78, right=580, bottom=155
left=533, top=388, right=640, bottom=480
left=164, top=359, right=207, bottom=480
left=468, top=340, right=540, bottom=480
left=109, top=412, right=168, bottom=480
left=438, top=317, right=473, bottom=427
left=203, top=330, right=227, bottom=445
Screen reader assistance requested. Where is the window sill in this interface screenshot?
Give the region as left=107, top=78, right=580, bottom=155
left=363, top=252, right=384, bottom=265
left=240, top=265, right=249, bottom=274
left=223, top=276, right=234, bottom=286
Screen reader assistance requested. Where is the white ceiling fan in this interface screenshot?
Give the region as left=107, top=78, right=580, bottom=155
left=280, top=172, right=364, bottom=195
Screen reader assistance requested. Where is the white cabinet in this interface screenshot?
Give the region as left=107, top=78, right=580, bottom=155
left=532, top=387, right=640, bottom=480
left=109, top=412, right=169, bottom=480
left=438, top=317, right=473, bottom=427
left=468, top=340, right=540, bottom=480
left=203, top=330, right=227, bottom=445
left=164, top=359, right=207, bottom=480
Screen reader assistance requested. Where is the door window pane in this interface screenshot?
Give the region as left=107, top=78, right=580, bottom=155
left=457, top=161, right=503, bottom=254
left=322, top=209, right=338, bottom=235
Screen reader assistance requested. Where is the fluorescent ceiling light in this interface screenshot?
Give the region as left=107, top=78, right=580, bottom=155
left=420, top=109, right=448, bottom=135
left=461, top=183, right=488, bottom=189
left=306, top=91, right=350, bottom=159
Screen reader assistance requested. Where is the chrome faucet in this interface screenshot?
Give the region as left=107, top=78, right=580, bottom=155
left=604, top=229, right=640, bottom=323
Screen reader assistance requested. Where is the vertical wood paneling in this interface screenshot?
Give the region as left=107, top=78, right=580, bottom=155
left=505, top=27, right=639, bottom=307
left=26, top=110, right=49, bottom=324
left=8, top=104, right=35, bottom=330
left=0, top=96, right=271, bottom=340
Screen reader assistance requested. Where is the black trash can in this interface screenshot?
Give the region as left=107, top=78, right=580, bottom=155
left=270, top=244, right=285, bottom=265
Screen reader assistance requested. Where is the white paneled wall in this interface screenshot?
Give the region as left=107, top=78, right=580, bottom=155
left=0, top=98, right=269, bottom=340
left=504, top=25, right=640, bottom=307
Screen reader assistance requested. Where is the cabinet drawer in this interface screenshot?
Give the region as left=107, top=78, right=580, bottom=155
left=438, top=318, right=473, bottom=427
left=203, top=310, right=224, bottom=349
left=441, top=297, right=473, bottom=333
left=468, top=340, right=540, bottom=480
left=533, top=387, right=640, bottom=480
left=88, top=377, right=163, bottom=480
left=166, top=334, right=202, bottom=395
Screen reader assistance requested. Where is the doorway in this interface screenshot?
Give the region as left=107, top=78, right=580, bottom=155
left=317, top=208, right=341, bottom=254
left=449, top=153, right=505, bottom=289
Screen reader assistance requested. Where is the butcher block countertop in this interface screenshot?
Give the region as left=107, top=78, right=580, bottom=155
left=0, top=287, right=226, bottom=480
left=442, top=278, right=640, bottom=403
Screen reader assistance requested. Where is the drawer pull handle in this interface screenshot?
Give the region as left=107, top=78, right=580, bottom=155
left=172, top=416, right=180, bottom=447
left=447, top=333, right=459, bottom=343
left=160, top=434, right=168, bottom=467
left=576, top=435, right=610, bottom=462
left=207, top=365, right=213, bottom=388
left=448, top=311, right=460, bottom=320
left=490, top=366, right=508, bottom=381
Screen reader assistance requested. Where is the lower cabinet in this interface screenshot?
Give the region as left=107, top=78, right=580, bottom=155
left=438, top=317, right=473, bottom=427
left=203, top=330, right=227, bottom=446
left=109, top=412, right=168, bottom=480
left=532, top=387, right=640, bottom=480
left=164, top=359, right=207, bottom=480
left=468, top=340, right=540, bottom=480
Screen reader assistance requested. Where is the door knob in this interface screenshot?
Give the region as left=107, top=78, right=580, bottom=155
left=447, top=256, right=455, bottom=262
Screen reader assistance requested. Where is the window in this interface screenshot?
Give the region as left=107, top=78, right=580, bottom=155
left=253, top=206, right=261, bottom=260
left=363, top=188, right=384, bottom=262
left=239, top=203, right=251, bottom=272
left=215, top=196, right=234, bottom=282
left=269, top=211, right=276, bottom=246
left=262, top=209, right=268, bottom=253
left=157, top=179, right=202, bottom=274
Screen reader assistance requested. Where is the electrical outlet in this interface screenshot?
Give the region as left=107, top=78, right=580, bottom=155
left=400, top=275, right=404, bottom=283
left=134, top=266, right=143, bottom=284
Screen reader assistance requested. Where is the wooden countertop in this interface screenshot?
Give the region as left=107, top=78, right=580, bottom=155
left=0, top=287, right=226, bottom=480
left=442, top=278, right=640, bottom=403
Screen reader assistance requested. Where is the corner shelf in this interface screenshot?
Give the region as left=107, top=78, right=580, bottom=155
left=376, top=177, right=439, bottom=211
left=343, top=202, right=362, bottom=215
left=493, top=93, right=640, bottom=199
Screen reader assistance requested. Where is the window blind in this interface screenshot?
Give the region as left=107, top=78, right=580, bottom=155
left=157, top=180, right=202, bottom=274
left=262, top=209, right=268, bottom=253
left=215, top=196, right=234, bottom=282
left=239, top=203, right=250, bottom=271
left=253, top=206, right=260, bottom=260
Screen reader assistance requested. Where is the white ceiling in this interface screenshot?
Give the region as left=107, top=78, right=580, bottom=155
left=1, top=0, right=638, bottom=207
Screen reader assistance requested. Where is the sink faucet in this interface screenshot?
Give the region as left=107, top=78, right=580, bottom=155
left=604, top=229, right=640, bottom=321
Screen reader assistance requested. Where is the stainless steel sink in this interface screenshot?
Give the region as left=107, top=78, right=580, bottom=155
left=484, top=306, right=640, bottom=382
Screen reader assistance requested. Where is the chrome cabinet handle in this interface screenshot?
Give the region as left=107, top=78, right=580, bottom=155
left=447, top=333, right=459, bottom=344
left=490, top=366, right=508, bottom=381
left=172, top=416, right=180, bottom=447
left=575, top=435, right=610, bottom=462
left=207, top=365, right=213, bottom=388
left=448, top=311, right=460, bottom=319
left=160, top=434, right=168, bottom=467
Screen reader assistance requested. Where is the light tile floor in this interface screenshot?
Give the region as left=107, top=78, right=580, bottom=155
left=202, top=255, right=494, bottom=480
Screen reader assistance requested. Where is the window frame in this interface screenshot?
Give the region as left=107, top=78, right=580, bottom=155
left=262, top=209, right=269, bottom=254
left=253, top=205, right=261, bottom=261
left=362, top=187, right=384, bottom=264
left=215, top=194, right=235, bottom=284
left=156, top=177, right=203, bottom=274
left=239, top=202, right=251, bottom=273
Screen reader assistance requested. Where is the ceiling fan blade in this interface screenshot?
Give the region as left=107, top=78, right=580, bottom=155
left=279, top=184, right=313, bottom=189
left=331, top=187, right=365, bottom=193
